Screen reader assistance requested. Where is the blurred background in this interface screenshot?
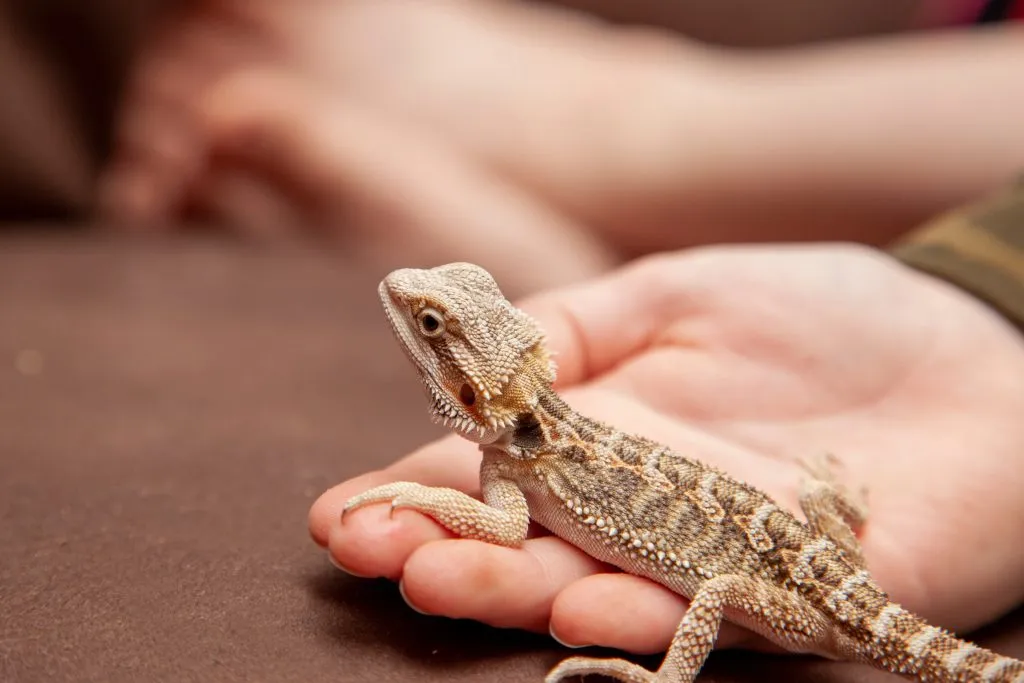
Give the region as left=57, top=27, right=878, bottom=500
left=2, top=2, right=1022, bottom=682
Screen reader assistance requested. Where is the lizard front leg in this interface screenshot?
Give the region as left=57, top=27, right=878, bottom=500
left=341, top=458, right=530, bottom=547
left=545, top=574, right=832, bottom=683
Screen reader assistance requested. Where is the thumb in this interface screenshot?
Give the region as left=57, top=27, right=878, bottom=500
left=518, top=253, right=698, bottom=387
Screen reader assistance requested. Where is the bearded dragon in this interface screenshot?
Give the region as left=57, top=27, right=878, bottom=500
left=342, top=262, right=1024, bottom=683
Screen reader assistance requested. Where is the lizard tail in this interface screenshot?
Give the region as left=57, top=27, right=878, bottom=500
left=874, top=610, right=1024, bottom=683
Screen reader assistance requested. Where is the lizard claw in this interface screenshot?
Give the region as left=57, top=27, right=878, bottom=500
left=340, top=482, right=427, bottom=523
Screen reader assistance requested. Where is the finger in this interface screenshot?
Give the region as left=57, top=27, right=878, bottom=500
left=310, top=470, right=397, bottom=550
left=326, top=493, right=455, bottom=581
left=549, top=573, right=763, bottom=653
left=517, top=252, right=704, bottom=386
left=309, top=434, right=481, bottom=548
left=99, top=102, right=196, bottom=225
left=316, top=439, right=614, bottom=634
left=100, top=11, right=262, bottom=223
left=198, top=68, right=618, bottom=294
left=313, top=433, right=488, bottom=580
left=400, top=535, right=608, bottom=632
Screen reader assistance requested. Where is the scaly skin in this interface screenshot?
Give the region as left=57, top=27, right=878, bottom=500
left=344, top=262, right=1024, bottom=683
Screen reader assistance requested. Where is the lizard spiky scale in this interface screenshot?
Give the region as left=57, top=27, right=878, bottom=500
left=344, top=262, right=1024, bottom=683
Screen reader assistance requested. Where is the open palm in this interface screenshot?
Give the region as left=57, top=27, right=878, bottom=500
left=310, top=244, right=1024, bottom=655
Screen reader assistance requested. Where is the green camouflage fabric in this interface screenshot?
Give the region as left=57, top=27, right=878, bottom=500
left=891, top=178, right=1024, bottom=335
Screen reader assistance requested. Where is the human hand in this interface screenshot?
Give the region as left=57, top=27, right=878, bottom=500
left=99, top=0, right=723, bottom=291
left=310, top=243, right=1024, bottom=655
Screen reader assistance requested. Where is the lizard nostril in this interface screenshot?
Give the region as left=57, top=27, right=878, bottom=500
left=459, top=383, right=476, bottom=406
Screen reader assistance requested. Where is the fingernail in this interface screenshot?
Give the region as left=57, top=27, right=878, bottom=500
left=549, top=625, right=588, bottom=649
left=327, top=552, right=373, bottom=578
left=398, top=579, right=433, bottom=616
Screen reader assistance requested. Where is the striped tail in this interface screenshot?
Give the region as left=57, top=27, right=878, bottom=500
left=872, top=606, right=1024, bottom=683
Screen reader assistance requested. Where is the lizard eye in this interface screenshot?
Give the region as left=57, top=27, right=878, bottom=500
left=416, top=308, right=445, bottom=337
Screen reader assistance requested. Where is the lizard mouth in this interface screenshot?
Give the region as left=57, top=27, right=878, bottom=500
left=432, top=409, right=490, bottom=440
left=378, top=282, right=492, bottom=441
left=378, top=282, right=428, bottom=370
left=379, top=282, right=436, bottom=386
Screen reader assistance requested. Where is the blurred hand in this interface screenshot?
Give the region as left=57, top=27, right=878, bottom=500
left=310, top=244, right=1024, bottom=654
left=100, top=0, right=720, bottom=292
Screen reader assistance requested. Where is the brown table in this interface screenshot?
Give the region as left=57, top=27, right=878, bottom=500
left=2, top=233, right=1021, bottom=682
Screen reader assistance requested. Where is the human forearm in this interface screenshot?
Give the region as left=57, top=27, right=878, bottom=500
left=613, top=25, right=1024, bottom=252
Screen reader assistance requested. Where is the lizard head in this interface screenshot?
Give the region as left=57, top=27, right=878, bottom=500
left=379, top=263, right=557, bottom=444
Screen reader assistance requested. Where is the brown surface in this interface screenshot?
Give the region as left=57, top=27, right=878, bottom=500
left=0, top=232, right=557, bottom=683
left=1, top=232, right=1023, bottom=683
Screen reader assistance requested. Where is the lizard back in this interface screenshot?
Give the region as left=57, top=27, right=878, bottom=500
left=501, top=388, right=1024, bottom=681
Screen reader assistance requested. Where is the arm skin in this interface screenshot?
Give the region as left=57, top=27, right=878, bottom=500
left=597, top=25, right=1024, bottom=254
left=166, top=3, right=1022, bottom=292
